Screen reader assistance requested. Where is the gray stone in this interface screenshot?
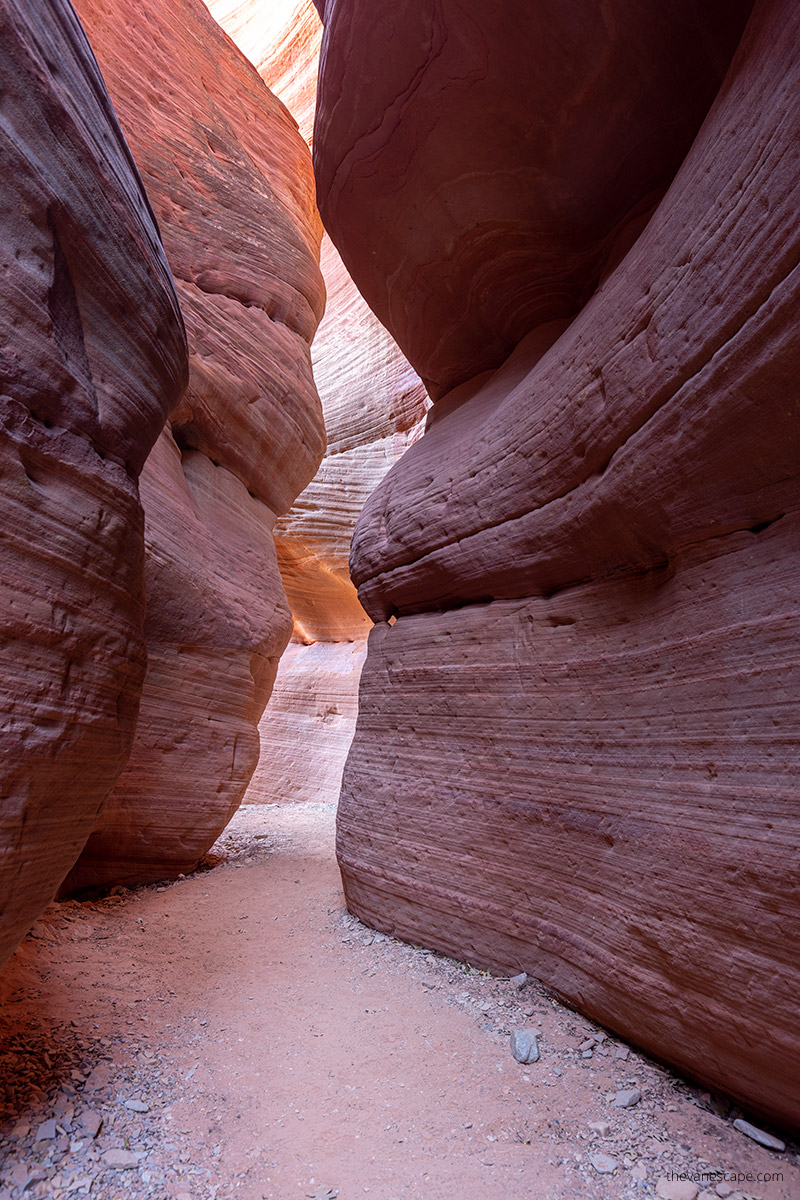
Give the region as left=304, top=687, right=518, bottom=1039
left=510, top=1028, right=540, bottom=1064
left=124, top=1099, right=150, bottom=1113
left=34, top=1119, right=57, bottom=1141
left=613, top=1087, right=642, bottom=1108
left=589, top=1152, right=618, bottom=1174
left=732, top=1118, right=785, bottom=1152
left=508, top=973, right=528, bottom=988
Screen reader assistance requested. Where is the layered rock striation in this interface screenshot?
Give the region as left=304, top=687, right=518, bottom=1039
left=63, top=0, right=325, bottom=888
left=207, top=0, right=428, bottom=804
left=319, top=0, right=800, bottom=1126
left=0, top=0, right=186, bottom=962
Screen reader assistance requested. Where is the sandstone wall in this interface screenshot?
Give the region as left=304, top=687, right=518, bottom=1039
left=0, top=0, right=186, bottom=961
left=317, top=0, right=800, bottom=1126
left=206, top=0, right=428, bottom=805
left=63, top=0, right=326, bottom=888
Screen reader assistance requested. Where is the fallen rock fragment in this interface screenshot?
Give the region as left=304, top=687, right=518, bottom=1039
left=34, top=1118, right=57, bottom=1141
left=79, top=1110, right=103, bottom=1138
left=510, top=1029, right=540, bottom=1064
left=732, top=1117, right=785, bottom=1152
left=589, top=1152, right=618, bottom=1174
left=508, top=973, right=528, bottom=989
left=588, top=1121, right=611, bottom=1137
left=124, top=1099, right=150, bottom=1113
left=613, top=1088, right=642, bottom=1108
left=656, top=1178, right=699, bottom=1200
left=102, top=1148, right=140, bottom=1169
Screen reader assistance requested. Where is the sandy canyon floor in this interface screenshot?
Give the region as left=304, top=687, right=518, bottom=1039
left=0, top=803, right=796, bottom=1200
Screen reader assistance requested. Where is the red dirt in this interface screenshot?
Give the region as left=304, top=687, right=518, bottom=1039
left=1, top=803, right=796, bottom=1199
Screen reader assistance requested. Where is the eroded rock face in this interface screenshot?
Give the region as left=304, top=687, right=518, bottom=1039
left=245, top=641, right=367, bottom=806
left=315, top=0, right=753, bottom=398
left=206, top=0, right=427, bottom=806
left=64, top=0, right=325, bottom=887
left=0, top=0, right=186, bottom=963
left=323, top=0, right=800, bottom=1126
left=206, top=0, right=428, bottom=643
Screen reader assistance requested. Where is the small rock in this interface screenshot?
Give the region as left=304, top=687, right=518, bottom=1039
left=613, top=1087, right=641, bottom=1108
left=588, top=1121, right=611, bottom=1137
left=79, top=1111, right=103, bottom=1138
left=615, top=1045, right=630, bottom=1060
left=732, top=1117, right=785, bottom=1152
left=10, top=1123, right=30, bottom=1140
left=124, top=1099, right=150, bottom=1113
left=508, top=973, right=528, bottom=988
left=579, top=1038, right=597, bottom=1052
left=35, top=1118, right=57, bottom=1141
left=510, top=1029, right=540, bottom=1064
left=715, top=1184, right=735, bottom=1198
left=656, top=1178, right=699, bottom=1200
left=102, top=1148, right=139, bottom=1169
left=589, top=1152, right=618, bottom=1174
left=630, top=1162, right=648, bottom=1182
left=582, top=1049, right=594, bottom=1059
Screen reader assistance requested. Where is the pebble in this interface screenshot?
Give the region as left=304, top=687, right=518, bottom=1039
left=102, top=1148, right=140, bottom=1169
left=656, top=1178, right=699, bottom=1200
left=509, top=1029, right=540, bottom=1064
left=124, top=1098, right=150, bottom=1113
left=588, top=1121, right=611, bottom=1137
left=732, top=1117, right=785, bottom=1152
left=630, top=1162, right=648, bottom=1182
left=615, top=1045, right=630, bottom=1060
left=613, top=1087, right=642, bottom=1108
left=508, top=973, right=528, bottom=989
left=714, top=1186, right=735, bottom=1198
left=589, top=1152, right=618, bottom=1174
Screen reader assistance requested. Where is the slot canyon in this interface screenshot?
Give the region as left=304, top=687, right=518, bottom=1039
left=0, top=0, right=798, bottom=1198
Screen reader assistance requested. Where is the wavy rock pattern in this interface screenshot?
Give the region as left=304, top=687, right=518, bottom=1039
left=321, top=0, right=800, bottom=1125
left=315, top=0, right=753, bottom=399
left=0, top=0, right=186, bottom=962
left=206, top=0, right=428, bottom=809
left=64, top=0, right=325, bottom=887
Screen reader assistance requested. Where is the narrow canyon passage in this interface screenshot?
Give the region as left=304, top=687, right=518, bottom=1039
left=1, top=807, right=796, bottom=1200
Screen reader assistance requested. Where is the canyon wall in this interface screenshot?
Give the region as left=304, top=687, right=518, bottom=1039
left=62, top=0, right=326, bottom=888
left=206, top=0, right=428, bottom=805
left=0, top=0, right=187, bottom=962
left=317, top=0, right=800, bottom=1127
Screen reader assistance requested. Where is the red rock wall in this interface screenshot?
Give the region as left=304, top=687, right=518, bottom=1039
left=205, top=0, right=428, bottom=806
left=319, top=0, right=800, bottom=1126
left=0, top=0, right=187, bottom=963
left=315, top=0, right=753, bottom=399
left=63, top=0, right=326, bottom=888
left=244, top=641, right=367, bottom=806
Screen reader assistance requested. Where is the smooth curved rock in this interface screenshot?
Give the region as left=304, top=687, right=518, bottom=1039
left=0, top=0, right=186, bottom=964
left=245, top=640, right=367, bottom=807
left=330, top=0, right=800, bottom=1128
left=65, top=0, right=325, bottom=887
left=206, top=0, right=429, bottom=643
left=64, top=432, right=292, bottom=889
left=315, top=0, right=753, bottom=398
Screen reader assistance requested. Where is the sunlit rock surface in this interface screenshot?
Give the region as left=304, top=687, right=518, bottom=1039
left=244, top=641, right=367, bottom=806
left=318, top=0, right=800, bottom=1126
left=64, top=0, right=325, bottom=887
left=0, top=0, right=186, bottom=962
